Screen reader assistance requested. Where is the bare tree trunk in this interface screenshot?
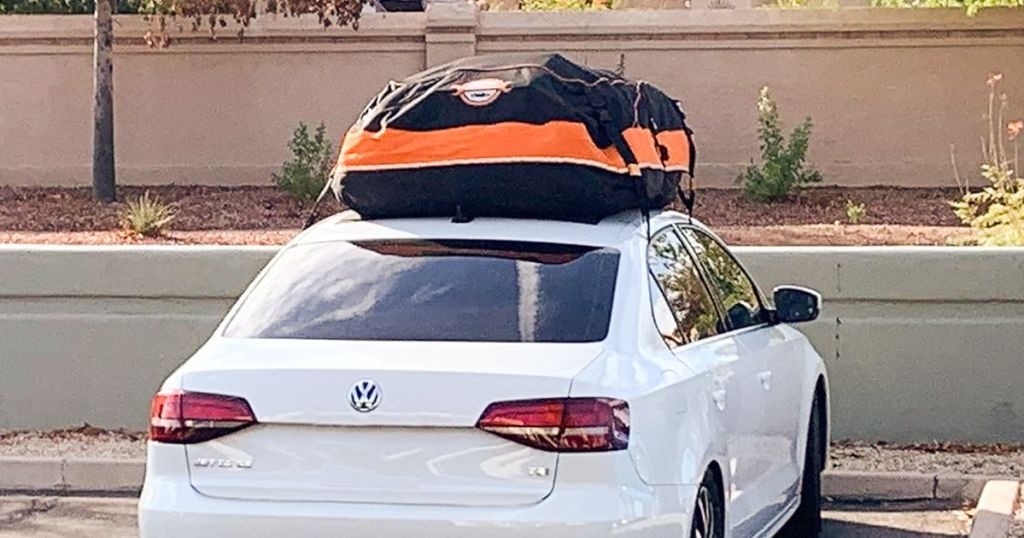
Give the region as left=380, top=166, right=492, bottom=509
left=92, top=0, right=116, bottom=203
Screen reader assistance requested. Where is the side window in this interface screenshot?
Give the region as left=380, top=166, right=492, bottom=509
left=649, top=275, right=685, bottom=348
left=680, top=228, right=766, bottom=331
left=648, top=227, right=721, bottom=344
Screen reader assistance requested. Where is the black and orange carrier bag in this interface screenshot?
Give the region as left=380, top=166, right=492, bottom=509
left=326, top=53, right=696, bottom=223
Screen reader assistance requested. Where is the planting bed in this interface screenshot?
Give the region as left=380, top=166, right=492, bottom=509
left=0, top=185, right=973, bottom=246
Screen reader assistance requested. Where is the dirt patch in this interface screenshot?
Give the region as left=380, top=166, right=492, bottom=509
left=694, top=186, right=964, bottom=228
left=0, top=229, right=299, bottom=246
left=0, top=185, right=965, bottom=231
left=0, top=185, right=974, bottom=246
left=0, top=186, right=305, bottom=232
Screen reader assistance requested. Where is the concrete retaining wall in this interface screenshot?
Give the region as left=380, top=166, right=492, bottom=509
left=1, top=244, right=1022, bottom=442
left=1, top=8, right=1023, bottom=187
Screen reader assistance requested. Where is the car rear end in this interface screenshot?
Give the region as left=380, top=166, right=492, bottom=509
left=138, top=223, right=694, bottom=537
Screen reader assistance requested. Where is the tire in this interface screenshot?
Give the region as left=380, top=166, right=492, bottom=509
left=777, top=394, right=824, bottom=537
left=691, top=469, right=725, bottom=538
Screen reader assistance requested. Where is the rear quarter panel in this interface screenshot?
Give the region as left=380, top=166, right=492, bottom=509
left=569, top=237, right=727, bottom=489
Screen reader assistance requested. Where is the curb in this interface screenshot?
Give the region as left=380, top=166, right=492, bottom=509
left=0, top=458, right=1013, bottom=502
left=969, top=480, right=1022, bottom=538
left=0, top=457, right=143, bottom=495
left=823, top=470, right=1017, bottom=503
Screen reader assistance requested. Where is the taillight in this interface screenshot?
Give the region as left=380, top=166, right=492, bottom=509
left=149, top=390, right=256, bottom=444
left=476, top=398, right=629, bottom=452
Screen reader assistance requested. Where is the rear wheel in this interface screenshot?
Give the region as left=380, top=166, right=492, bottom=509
left=691, top=469, right=725, bottom=538
left=778, top=393, right=824, bottom=537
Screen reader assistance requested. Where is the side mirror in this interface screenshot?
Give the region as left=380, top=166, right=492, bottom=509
left=773, top=286, right=821, bottom=324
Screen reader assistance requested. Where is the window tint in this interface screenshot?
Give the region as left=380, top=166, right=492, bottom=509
left=680, top=228, right=765, bottom=331
left=647, top=228, right=721, bottom=344
left=224, top=240, right=620, bottom=343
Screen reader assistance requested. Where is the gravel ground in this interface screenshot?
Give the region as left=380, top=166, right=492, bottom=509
left=0, top=426, right=146, bottom=460
left=1014, top=502, right=1024, bottom=538
left=3, top=428, right=1024, bottom=476
left=831, top=440, right=1024, bottom=477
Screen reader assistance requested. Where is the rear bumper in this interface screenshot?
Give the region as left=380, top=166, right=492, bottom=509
left=139, top=445, right=696, bottom=538
left=139, top=487, right=694, bottom=537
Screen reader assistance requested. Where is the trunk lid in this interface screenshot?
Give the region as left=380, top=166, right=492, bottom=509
left=181, top=338, right=603, bottom=506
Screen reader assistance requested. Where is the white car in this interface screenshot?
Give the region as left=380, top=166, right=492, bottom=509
left=139, top=210, right=829, bottom=538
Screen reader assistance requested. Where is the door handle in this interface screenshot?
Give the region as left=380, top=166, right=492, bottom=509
left=757, top=370, right=773, bottom=390
left=711, top=389, right=727, bottom=411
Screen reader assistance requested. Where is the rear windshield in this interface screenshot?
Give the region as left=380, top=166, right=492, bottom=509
left=224, top=239, right=620, bottom=342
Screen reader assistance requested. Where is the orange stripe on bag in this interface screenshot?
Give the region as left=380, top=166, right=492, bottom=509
left=338, top=121, right=692, bottom=175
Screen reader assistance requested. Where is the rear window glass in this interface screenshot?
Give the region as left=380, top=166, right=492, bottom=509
left=224, top=240, right=620, bottom=343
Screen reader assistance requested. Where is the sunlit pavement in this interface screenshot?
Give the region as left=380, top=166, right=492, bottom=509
left=0, top=496, right=971, bottom=538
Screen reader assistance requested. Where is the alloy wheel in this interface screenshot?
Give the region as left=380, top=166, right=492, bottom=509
left=692, top=483, right=716, bottom=538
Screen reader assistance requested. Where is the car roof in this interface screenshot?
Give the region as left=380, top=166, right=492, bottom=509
left=293, top=210, right=709, bottom=248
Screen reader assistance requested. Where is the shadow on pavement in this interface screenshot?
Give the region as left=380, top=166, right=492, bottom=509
left=825, top=500, right=965, bottom=513
left=824, top=519, right=965, bottom=537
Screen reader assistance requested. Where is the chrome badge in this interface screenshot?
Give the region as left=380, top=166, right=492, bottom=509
left=193, top=458, right=253, bottom=469
left=349, top=379, right=381, bottom=413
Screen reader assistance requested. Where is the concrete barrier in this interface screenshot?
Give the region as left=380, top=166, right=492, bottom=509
left=969, top=480, right=1021, bottom=538
left=1, top=8, right=1023, bottom=187
left=1, top=244, right=1023, bottom=442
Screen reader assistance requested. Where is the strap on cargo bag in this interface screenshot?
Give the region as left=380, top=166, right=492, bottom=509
left=595, top=108, right=653, bottom=239
left=678, top=125, right=697, bottom=217
left=678, top=174, right=695, bottom=216
left=302, top=176, right=336, bottom=229
left=599, top=110, right=642, bottom=179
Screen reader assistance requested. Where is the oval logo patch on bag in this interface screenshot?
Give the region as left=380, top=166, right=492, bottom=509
left=451, top=78, right=512, bottom=107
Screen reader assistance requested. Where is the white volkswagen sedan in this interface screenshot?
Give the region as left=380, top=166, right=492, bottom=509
left=139, top=210, right=829, bottom=538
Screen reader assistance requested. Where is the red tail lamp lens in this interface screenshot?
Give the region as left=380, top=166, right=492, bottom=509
left=149, top=390, right=256, bottom=444
left=476, top=397, right=629, bottom=452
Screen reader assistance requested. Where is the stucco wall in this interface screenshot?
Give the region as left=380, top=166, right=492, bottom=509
left=1, top=8, right=1023, bottom=188
left=1, top=244, right=1022, bottom=442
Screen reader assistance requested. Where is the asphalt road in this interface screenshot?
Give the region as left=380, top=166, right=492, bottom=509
left=0, top=496, right=971, bottom=538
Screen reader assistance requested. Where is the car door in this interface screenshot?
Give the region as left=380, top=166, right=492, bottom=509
left=646, top=226, right=770, bottom=532
left=679, top=226, right=804, bottom=530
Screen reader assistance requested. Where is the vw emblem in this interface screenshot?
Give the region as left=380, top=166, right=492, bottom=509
left=349, top=379, right=381, bottom=413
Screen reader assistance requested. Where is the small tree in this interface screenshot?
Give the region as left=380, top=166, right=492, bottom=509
left=89, top=0, right=367, bottom=203
left=93, top=0, right=116, bottom=202
left=738, top=86, right=822, bottom=203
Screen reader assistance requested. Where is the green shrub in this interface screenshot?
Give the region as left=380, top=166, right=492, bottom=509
left=869, top=0, right=1022, bottom=17
left=272, top=122, right=335, bottom=207
left=765, top=0, right=838, bottom=8
left=845, top=200, right=867, bottom=224
left=951, top=74, right=1024, bottom=246
left=738, top=86, right=822, bottom=203
left=122, top=192, right=175, bottom=236
left=519, top=0, right=612, bottom=9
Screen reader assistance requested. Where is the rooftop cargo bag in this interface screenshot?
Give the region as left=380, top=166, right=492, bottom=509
left=327, top=53, right=696, bottom=223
